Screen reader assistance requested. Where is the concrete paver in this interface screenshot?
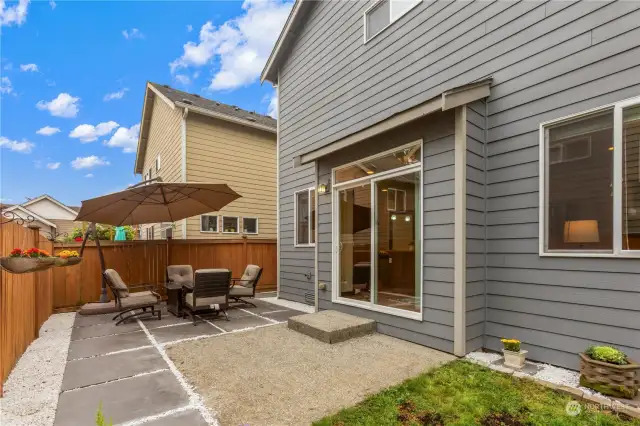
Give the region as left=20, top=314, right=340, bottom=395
left=67, top=330, right=149, bottom=360
left=61, top=347, right=166, bottom=391
left=54, top=371, right=189, bottom=426
left=214, top=314, right=271, bottom=332
left=74, top=312, right=116, bottom=328
left=149, top=322, right=222, bottom=344
left=70, top=320, right=141, bottom=340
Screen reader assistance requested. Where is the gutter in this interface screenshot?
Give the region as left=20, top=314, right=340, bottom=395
left=174, top=102, right=276, bottom=134
left=181, top=107, right=188, bottom=239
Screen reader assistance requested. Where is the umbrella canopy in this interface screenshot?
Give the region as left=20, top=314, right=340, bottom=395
left=75, top=182, right=241, bottom=226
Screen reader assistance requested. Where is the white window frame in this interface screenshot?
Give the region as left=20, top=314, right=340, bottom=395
left=363, top=0, right=421, bottom=44
left=539, top=94, right=640, bottom=258
left=200, top=215, right=219, bottom=233
left=294, top=187, right=315, bottom=247
left=155, top=155, right=161, bottom=172
left=331, top=140, right=423, bottom=321
left=221, top=216, right=240, bottom=234
left=242, top=217, right=259, bottom=235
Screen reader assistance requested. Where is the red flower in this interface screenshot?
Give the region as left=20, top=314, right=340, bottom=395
left=10, top=248, right=23, bottom=257
left=74, top=236, right=82, bottom=242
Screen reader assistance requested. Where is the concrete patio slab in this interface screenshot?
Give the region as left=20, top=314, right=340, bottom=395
left=142, top=313, right=191, bottom=330
left=214, top=314, right=271, bottom=332
left=54, top=371, right=189, bottom=426
left=70, top=320, right=141, bottom=341
left=61, top=347, right=166, bottom=391
left=261, top=309, right=301, bottom=322
left=218, top=307, right=254, bottom=319
left=288, top=310, right=376, bottom=344
left=74, top=312, right=115, bottom=328
left=149, top=322, right=222, bottom=344
left=143, top=409, right=208, bottom=426
left=167, top=324, right=455, bottom=426
left=67, top=330, right=149, bottom=360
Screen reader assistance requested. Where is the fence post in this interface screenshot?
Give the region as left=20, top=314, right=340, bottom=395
left=29, top=225, right=41, bottom=339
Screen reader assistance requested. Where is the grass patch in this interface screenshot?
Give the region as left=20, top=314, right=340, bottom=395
left=314, top=360, right=640, bottom=426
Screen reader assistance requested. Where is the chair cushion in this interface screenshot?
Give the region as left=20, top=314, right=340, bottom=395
left=185, top=293, right=227, bottom=308
left=239, top=265, right=261, bottom=288
left=167, top=265, right=193, bottom=284
left=120, top=293, right=158, bottom=308
left=195, top=268, right=230, bottom=274
left=230, top=286, right=253, bottom=297
left=104, top=269, right=129, bottom=298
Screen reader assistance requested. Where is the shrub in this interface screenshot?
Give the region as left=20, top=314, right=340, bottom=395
left=500, top=338, right=521, bottom=352
left=96, top=402, right=112, bottom=426
left=585, top=345, right=629, bottom=365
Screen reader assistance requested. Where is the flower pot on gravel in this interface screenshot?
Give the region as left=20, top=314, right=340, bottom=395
left=579, top=352, right=640, bottom=399
left=0, top=256, right=56, bottom=274
left=503, top=349, right=528, bottom=369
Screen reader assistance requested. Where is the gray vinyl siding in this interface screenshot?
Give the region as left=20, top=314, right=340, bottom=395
left=277, top=0, right=640, bottom=369
left=466, top=101, right=487, bottom=353
left=316, top=112, right=456, bottom=353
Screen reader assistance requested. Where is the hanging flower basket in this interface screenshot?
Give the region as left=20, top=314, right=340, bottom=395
left=0, top=256, right=56, bottom=274
left=54, top=250, right=83, bottom=267
left=0, top=248, right=56, bottom=274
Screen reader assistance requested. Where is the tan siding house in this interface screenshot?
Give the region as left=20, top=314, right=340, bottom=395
left=134, top=83, right=277, bottom=240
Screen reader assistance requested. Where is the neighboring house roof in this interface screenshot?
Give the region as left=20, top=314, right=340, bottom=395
left=19, top=194, right=80, bottom=217
left=135, top=82, right=277, bottom=174
left=262, top=0, right=311, bottom=84
left=6, top=205, right=57, bottom=229
left=2, top=195, right=80, bottom=227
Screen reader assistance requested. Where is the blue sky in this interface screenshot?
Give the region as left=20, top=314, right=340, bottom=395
left=1, top=0, right=290, bottom=207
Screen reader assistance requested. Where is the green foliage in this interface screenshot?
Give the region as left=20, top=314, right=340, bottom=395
left=96, top=402, right=112, bottom=426
left=501, top=338, right=521, bottom=352
left=314, top=361, right=640, bottom=426
left=585, top=346, right=629, bottom=365
left=70, top=224, right=135, bottom=241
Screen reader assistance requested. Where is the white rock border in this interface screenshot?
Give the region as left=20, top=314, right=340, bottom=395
left=465, top=351, right=640, bottom=419
left=0, top=312, right=76, bottom=426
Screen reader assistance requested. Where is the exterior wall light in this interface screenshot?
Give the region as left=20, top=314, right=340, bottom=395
left=318, top=182, right=330, bottom=195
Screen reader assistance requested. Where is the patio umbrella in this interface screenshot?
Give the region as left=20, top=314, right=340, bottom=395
left=75, top=181, right=241, bottom=226
left=113, top=226, right=127, bottom=241
left=75, top=180, right=242, bottom=302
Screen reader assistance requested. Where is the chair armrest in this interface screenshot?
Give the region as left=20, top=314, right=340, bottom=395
left=128, top=284, right=157, bottom=292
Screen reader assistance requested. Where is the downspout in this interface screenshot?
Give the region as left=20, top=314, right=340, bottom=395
left=181, top=107, right=189, bottom=239
left=276, top=70, right=281, bottom=299
left=314, top=160, right=319, bottom=312
left=483, top=99, right=489, bottom=350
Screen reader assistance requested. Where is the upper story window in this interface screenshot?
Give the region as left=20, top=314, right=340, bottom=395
left=200, top=215, right=218, bottom=233
left=295, top=188, right=316, bottom=247
left=243, top=217, right=258, bottom=234
left=364, top=0, right=421, bottom=42
left=155, top=155, right=161, bottom=172
left=540, top=95, right=640, bottom=256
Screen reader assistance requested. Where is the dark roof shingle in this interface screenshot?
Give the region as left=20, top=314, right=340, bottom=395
left=149, top=83, right=276, bottom=130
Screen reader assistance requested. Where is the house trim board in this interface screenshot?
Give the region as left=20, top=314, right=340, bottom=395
left=454, top=105, right=467, bottom=357
left=181, top=108, right=188, bottom=239
left=276, top=72, right=281, bottom=298
left=17, top=194, right=79, bottom=217
left=174, top=102, right=277, bottom=134
left=7, top=205, right=57, bottom=229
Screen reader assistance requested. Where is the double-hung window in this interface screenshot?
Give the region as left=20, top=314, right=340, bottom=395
left=364, top=0, right=421, bottom=42
left=295, top=188, right=316, bottom=247
left=540, top=95, right=640, bottom=256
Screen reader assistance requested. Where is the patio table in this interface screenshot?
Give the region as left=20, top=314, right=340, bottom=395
left=164, top=280, right=193, bottom=317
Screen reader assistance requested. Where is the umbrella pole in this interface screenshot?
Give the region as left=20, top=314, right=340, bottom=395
left=93, top=225, right=109, bottom=303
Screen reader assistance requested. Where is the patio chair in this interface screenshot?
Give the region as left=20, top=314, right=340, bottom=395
left=229, top=265, right=263, bottom=308
left=166, top=264, right=193, bottom=285
left=103, top=269, right=162, bottom=326
left=183, top=269, right=231, bottom=325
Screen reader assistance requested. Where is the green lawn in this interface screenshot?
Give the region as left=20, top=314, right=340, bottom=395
left=314, top=360, right=640, bottom=426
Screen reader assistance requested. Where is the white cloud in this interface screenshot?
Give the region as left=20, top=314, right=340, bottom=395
left=0, top=0, right=29, bottom=27
left=169, top=0, right=293, bottom=91
left=69, top=121, right=118, bottom=143
left=0, top=136, right=34, bottom=153
left=122, top=28, right=144, bottom=39
left=36, top=126, right=60, bottom=136
left=46, top=162, right=60, bottom=170
left=0, top=76, right=12, bottom=94
left=49, top=0, right=56, bottom=9
left=3, top=62, right=12, bottom=70
left=19, top=63, right=37, bottom=72
left=104, top=123, right=140, bottom=153
left=84, top=173, right=93, bottom=178
left=267, top=90, right=277, bottom=119
left=103, top=88, right=128, bottom=101
left=36, top=93, right=80, bottom=118
left=71, top=155, right=109, bottom=170
left=174, top=74, right=191, bottom=85
left=46, top=79, right=56, bottom=87
left=186, top=24, right=193, bottom=32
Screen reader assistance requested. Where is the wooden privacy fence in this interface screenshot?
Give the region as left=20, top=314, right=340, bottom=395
left=52, top=238, right=277, bottom=309
left=0, top=222, right=54, bottom=395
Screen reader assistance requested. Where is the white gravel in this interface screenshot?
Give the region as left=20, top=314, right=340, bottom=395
left=0, top=312, right=75, bottom=426
left=260, top=297, right=315, bottom=313
left=465, top=351, right=606, bottom=399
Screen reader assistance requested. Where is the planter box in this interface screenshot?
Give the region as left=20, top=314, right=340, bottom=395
left=503, top=349, right=528, bottom=369
left=0, top=257, right=56, bottom=274
left=579, top=353, right=640, bottom=399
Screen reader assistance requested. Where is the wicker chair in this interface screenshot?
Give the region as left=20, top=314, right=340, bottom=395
left=103, top=269, right=161, bottom=325
left=183, top=269, right=231, bottom=325
left=229, top=265, right=263, bottom=308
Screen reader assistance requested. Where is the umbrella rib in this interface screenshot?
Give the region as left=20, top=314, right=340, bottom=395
left=160, top=185, right=175, bottom=223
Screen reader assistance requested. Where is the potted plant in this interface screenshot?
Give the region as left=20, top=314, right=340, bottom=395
left=580, top=346, right=639, bottom=399
left=54, top=249, right=82, bottom=267
left=0, top=248, right=56, bottom=274
left=501, top=338, right=527, bottom=369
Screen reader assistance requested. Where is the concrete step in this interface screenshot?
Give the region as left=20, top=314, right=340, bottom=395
left=288, top=310, right=376, bottom=344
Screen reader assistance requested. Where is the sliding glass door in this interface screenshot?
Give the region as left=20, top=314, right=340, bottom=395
left=333, top=142, right=422, bottom=318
